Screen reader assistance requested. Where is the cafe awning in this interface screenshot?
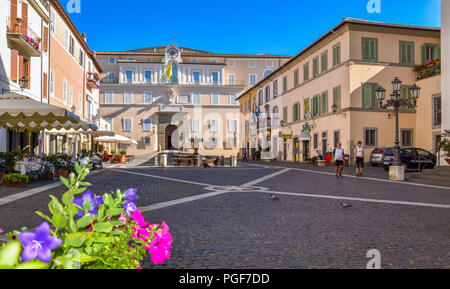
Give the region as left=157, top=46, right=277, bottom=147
left=45, top=128, right=114, bottom=136
left=0, top=93, right=97, bottom=131
left=94, top=134, right=138, bottom=145
left=299, top=131, right=311, bottom=141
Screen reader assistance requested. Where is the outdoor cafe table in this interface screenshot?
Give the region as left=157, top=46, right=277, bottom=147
left=14, top=159, right=41, bottom=175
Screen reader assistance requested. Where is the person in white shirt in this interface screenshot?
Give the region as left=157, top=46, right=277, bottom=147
left=333, top=142, right=345, bottom=178
left=354, top=141, right=364, bottom=177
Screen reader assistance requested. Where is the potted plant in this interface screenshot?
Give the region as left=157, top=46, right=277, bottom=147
left=437, top=130, right=450, bottom=165
left=119, top=150, right=127, bottom=164
left=1, top=173, right=29, bottom=188
left=44, top=154, right=72, bottom=177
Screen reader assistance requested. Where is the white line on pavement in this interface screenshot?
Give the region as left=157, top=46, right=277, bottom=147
left=140, top=190, right=230, bottom=212
left=241, top=168, right=291, bottom=187
left=243, top=163, right=450, bottom=190
left=109, top=169, right=216, bottom=187
left=265, top=190, right=450, bottom=209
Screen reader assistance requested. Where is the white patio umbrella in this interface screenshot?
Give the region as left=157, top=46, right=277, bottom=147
left=93, top=134, right=138, bottom=145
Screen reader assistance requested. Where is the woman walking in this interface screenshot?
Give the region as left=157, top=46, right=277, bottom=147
left=354, top=141, right=364, bottom=177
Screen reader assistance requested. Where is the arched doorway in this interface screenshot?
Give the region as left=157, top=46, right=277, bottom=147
left=165, top=125, right=177, bottom=150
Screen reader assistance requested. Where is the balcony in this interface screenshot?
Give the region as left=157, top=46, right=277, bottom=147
left=415, top=59, right=441, bottom=81
left=87, top=72, right=100, bottom=89
left=6, top=17, right=41, bottom=57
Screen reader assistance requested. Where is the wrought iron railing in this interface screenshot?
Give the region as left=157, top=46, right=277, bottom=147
left=6, top=17, right=41, bottom=51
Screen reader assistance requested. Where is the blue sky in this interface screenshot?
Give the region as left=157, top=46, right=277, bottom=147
left=62, top=0, right=441, bottom=55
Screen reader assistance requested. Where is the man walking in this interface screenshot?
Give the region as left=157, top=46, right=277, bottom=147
left=333, top=142, right=345, bottom=178
left=242, top=148, right=248, bottom=162
left=354, top=141, right=364, bottom=177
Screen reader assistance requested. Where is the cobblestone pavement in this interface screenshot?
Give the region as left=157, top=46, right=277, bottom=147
left=0, top=158, right=449, bottom=268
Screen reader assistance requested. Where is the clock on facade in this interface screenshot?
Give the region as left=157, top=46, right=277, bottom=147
left=167, top=47, right=179, bottom=59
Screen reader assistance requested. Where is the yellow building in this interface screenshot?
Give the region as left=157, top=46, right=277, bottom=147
left=238, top=18, right=441, bottom=163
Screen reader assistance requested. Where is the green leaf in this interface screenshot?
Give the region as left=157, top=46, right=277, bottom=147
left=83, top=198, right=93, bottom=212
left=0, top=241, right=21, bottom=267
left=35, top=211, right=53, bottom=224
left=52, top=214, right=67, bottom=229
left=106, top=208, right=124, bottom=217
left=92, top=233, right=112, bottom=243
left=92, top=222, right=113, bottom=233
left=97, top=206, right=105, bottom=220
left=102, top=194, right=115, bottom=209
left=72, top=187, right=87, bottom=195
left=60, top=176, right=70, bottom=188
left=111, top=230, right=123, bottom=236
left=15, top=261, right=49, bottom=269
left=84, top=247, right=92, bottom=255
left=65, top=232, right=87, bottom=248
left=49, top=196, right=65, bottom=216
left=74, top=162, right=81, bottom=174
left=109, top=221, right=125, bottom=227
left=79, top=182, right=92, bottom=187
left=68, top=211, right=77, bottom=234
left=62, top=191, right=74, bottom=205
left=76, top=215, right=96, bottom=228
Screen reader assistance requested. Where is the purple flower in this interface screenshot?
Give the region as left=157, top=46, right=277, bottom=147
left=72, top=190, right=99, bottom=217
left=94, top=195, right=104, bottom=207
left=124, top=188, right=139, bottom=203
left=18, top=222, right=62, bottom=263
left=123, top=201, right=137, bottom=217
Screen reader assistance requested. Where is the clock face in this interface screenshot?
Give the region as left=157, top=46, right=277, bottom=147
left=167, top=47, right=179, bottom=59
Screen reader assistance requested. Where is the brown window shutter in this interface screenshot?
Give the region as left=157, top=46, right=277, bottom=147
left=26, top=59, right=30, bottom=88
left=10, top=0, right=17, bottom=32
left=43, top=72, right=48, bottom=98
left=43, top=26, right=49, bottom=52
left=21, top=2, right=28, bottom=36
left=19, top=55, right=24, bottom=80
left=11, top=50, right=18, bottom=82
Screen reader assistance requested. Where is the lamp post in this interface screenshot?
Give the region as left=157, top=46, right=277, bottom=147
left=376, top=78, right=421, bottom=180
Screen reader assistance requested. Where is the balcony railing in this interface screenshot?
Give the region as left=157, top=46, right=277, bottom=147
left=87, top=73, right=100, bottom=89
left=6, top=17, right=41, bottom=57
left=101, top=78, right=246, bottom=86
left=415, top=59, right=441, bottom=81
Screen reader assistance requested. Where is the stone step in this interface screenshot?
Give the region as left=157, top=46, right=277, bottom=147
left=410, top=173, right=450, bottom=182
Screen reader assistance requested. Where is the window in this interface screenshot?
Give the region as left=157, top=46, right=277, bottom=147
left=333, top=43, right=341, bottom=66
left=211, top=92, right=219, bottom=105
left=313, top=133, right=319, bottom=149
left=312, top=57, right=319, bottom=77
left=192, top=93, right=200, bottom=105
left=433, top=95, right=441, bottom=126
left=104, top=91, right=114, bottom=104
left=229, top=93, right=237, bottom=105
left=104, top=117, right=113, bottom=130
left=209, top=120, right=218, bottom=132
left=143, top=136, right=151, bottom=146
left=128, top=57, right=135, bottom=61
left=266, top=60, right=274, bottom=67
left=191, top=59, right=198, bottom=63
left=321, top=51, right=328, bottom=73
left=273, top=80, right=278, bottom=98
left=283, top=106, right=288, bottom=123
left=227, top=60, right=235, bottom=67
left=362, top=38, right=378, bottom=61
left=263, top=69, right=273, bottom=78
left=107, top=72, right=116, bottom=83
left=50, top=9, right=55, bottom=35
left=283, top=76, right=288, bottom=93
left=191, top=119, right=200, bottom=133
left=193, top=72, right=200, bottom=84
left=249, top=60, right=256, bottom=68
left=143, top=92, right=152, bottom=104
left=143, top=118, right=152, bottom=132
left=400, top=86, right=413, bottom=109
left=400, top=41, right=414, bottom=65
left=144, top=71, right=152, bottom=83
left=78, top=94, right=82, bottom=113
left=265, top=85, right=270, bottom=102
left=79, top=50, right=84, bottom=66
left=146, top=58, right=152, bottom=62
left=228, top=74, right=235, bottom=85
left=401, top=129, right=413, bottom=147
left=303, top=63, right=309, bottom=82
left=292, top=103, right=300, bottom=122
left=125, top=70, right=133, bottom=83
left=109, top=57, right=116, bottom=64
left=364, top=128, right=377, bottom=147
left=294, top=69, right=299, bottom=87
left=312, top=95, right=320, bottom=117
left=68, top=85, right=73, bottom=106
left=333, top=86, right=341, bottom=110
left=258, top=90, right=263, bottom=105
left=63, top=79, right=67, bottom=104
left=50, top=71, right=55, bottom=97
left=421, top=44, right=440, bottom=64
left=124, top=91, right=133, bottom=104
left=64, top=29, right=69, bottom=49
left=69, top=36, right=74, bottom=56
left=123, top=118, right=132, bottom=132
left=210, top=59, right=217, bottom=63
left=228, top=120, right=238, bottom=133
left=363, top=83, right=377, bottom=109
left=320, top=91, right=328, bottom=114
left=178, top=94, right=190, bottom=104
left=249, top=74, right=257, bottom=86
left=334, top=131, right=340, bottom=148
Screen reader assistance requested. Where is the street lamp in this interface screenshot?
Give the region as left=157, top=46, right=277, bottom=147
left=377, top=78, right=420, bottom=180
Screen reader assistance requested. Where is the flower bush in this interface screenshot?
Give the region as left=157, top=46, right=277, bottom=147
left=0, top=158, right=172, bottom=269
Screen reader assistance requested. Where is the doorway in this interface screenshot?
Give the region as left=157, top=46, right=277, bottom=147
left=303, top=140, right=310, bottom=161
left=293, top=138, right=300, bottom=162
left=165, top=125, right=177, bottom=150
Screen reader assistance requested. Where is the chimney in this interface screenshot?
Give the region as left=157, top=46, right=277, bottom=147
left=81, top=33, right=87, bottom=42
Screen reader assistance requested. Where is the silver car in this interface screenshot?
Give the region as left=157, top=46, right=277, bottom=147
left=370, top=147, right=393, bottom=166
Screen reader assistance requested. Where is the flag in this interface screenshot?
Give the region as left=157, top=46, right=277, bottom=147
left=256, top=106, right=261, bottom=120
left=165, top=61, right=173, bottom=80
left=304, top=98, right=311, bottom=118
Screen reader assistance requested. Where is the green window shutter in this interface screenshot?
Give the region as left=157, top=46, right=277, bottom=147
left=435, top=46, right=441, bottom=60
left=321, top=92, right=328, bottom=114
left=407, top=43, right=414, bottom=64
left=363, top=39, right=369, bottom=60
left=400, top=43, right=407, bottom=64
left=321, top=52, right=328, bottom=72
left=370, top=40, right=377, bottom=60
left=421, top=45, right=427, bottom=64
left=283, top=106, right=288, bottom=123
left=303, top=64, right=309, bottom=81
left=363, top=84, right=373, bottom=108
left=294, top=70, right=299, bottom=87
left=313, top=57, right=319, bottom=76
left=333, top=86, right=341, bottom=109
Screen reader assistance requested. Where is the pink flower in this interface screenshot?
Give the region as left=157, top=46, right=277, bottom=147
left=118, top=212, right=127, bottom=223
left=131, top=210, right=148, bottom=228
left=86, top=221, right=97, bottom=232
left=132, top=226, right=150, bottom=242
left=0, top=228, right=3, bottom=234
left=136, top=266, right=142, bottom=270
left=148, top=231, right=173, bottom=264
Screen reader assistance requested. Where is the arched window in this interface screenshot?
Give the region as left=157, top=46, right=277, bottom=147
left=263, top=69, right=273, bottom=78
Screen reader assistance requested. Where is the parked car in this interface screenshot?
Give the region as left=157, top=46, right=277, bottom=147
left=382, top=148, right=436, bottom=172
left=370, top=147, right=393, bottom=166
